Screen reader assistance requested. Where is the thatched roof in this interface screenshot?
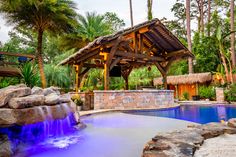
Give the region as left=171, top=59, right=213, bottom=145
left=59, top=18, right=193, bottom=66
left=153, top=72, right=212, bottom=85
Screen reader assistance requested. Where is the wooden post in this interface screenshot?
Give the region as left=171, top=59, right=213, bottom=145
left=175, top=85, right=179, bottom=99
left=121, top=67, right=133, bottom=90
left=162, top=73, right=167, bottom=90
left=74, top=63, right=83, bottom=93
left=125, top=77, right=129, bottom=90
left=154, top=62, right=168, bottom=90
left=104, top=61, right=109, bottom=90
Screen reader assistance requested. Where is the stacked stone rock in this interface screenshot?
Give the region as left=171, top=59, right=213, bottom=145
left=0, top=84, right=79, bottom=157
left=142, top=120, right=236, bottom=157
left=0, top=84, right=78, bottom=127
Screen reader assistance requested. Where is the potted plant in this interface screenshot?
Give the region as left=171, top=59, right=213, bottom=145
left=71, top=94, right=83, bottom=111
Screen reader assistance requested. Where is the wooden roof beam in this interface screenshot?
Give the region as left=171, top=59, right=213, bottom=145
left=115, top=50, right=165, bottom=62
left=164, top=49, right=190, bottom=58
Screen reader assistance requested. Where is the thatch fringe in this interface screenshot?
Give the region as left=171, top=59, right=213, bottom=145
left=153, top=72, right=212, bottom=85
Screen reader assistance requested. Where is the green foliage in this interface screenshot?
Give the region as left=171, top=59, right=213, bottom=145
left=44, top=64, right=72, bottom=91
left=225, top=84, right=236, bottom=102
left=199, top=86, right=216, bottom=100
left=0, top=77, right=19, bottom=88
left=20, top=62, right=40, bottom=87
left=103, top=12, right=125, bottom=32
left=129, top=66, right=160, bottom=89
left=182, top=92, right=189, bottom=100
left=192, top=32, right=220, bottom=73
left=168, top=60, right=188, bottom=75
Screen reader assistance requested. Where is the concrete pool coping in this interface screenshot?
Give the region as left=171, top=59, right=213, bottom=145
left=79, top=104, right=180, bottom=117
left=80, top=101, right=236, bottom=117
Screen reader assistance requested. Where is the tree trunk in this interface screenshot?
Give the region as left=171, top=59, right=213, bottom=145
left=186, top=0, right=193, bottom=74
left=207, top=0, right=211, bottom=36
left=37, top=29, right=46, bottom=88
left=147, top=0, right=153, bottom=20
left=200, top=0, right=204, bottom=36
left=129, top=0, right=134, bottom=27
left=230, top=0, right=236, bottom=67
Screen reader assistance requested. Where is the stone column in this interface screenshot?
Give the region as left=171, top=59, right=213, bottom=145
left=216, top=88, right=224, bottom=102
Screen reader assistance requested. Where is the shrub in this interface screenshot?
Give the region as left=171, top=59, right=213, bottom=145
left=182, top=92, right=189, bottom=100
left=71, top=94, right=83, bottom=106
left=225, top=84, right=236, bottom=102
left=199, top=86, right=216, bottom=100
left=20, top=62, right=40, bottom=88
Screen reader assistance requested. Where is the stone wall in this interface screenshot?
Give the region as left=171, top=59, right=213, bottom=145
left=94, top=90, right=174, bottom=109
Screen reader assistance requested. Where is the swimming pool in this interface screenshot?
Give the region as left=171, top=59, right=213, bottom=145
left=12, top=105, right=236, bottom=157
left=124, top=105, right=236, bottom=124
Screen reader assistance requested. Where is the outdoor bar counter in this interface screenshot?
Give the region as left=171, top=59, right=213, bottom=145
left=93, top=90, right=174, bottom=109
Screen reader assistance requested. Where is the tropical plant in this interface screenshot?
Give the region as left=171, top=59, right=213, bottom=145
left=59, top=12, right=117, bottom=52
left=20, top=62, right=39, bottom=88
left=199, top=86, right=216, bottom=100
left=44, top=64, right=72, bottom=91
left=0, top=0, right=78, bottom=88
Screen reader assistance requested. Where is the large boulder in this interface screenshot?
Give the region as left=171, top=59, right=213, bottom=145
left=8, top=95, right=45, bottom=109
left=0, top=86, right=31, bottom=108
left=31, top=86, right=44, bottom=95
left=0, top=134, right=12, bottom=157
left=45, top=93, right=60, bottom=105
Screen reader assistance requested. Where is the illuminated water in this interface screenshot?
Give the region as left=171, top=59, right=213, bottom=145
left=1, top=105, right=236, bottom=157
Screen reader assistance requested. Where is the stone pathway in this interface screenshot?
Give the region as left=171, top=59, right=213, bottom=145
left=194, top=134, right=236, bottom=157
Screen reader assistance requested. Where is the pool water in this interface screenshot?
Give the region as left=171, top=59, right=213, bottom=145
left=12, top=105, right=236, bottom=157
left=125, top=105, right=236, bottom=124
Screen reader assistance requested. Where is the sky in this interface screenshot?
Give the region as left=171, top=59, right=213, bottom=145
left=0, top=0, right=176, bottom=43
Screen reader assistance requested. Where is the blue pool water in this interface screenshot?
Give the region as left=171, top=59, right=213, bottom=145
left=125, top=105, right=236, bottom=124
left=5, top=105, right=236, bottom=157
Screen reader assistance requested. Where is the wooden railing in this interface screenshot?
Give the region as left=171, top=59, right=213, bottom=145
left=0, top=51, right=35, bottom=77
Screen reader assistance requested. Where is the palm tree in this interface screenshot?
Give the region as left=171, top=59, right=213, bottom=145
left=77, top=12, right=112, bottom=42
left=230, top=0, right=235, bottom=68
left=186, top=0, right=193, bottom=74
left=60, top=12, right=113, bottom=51
left=129, top=0, right=134, bottom=27
left=0, top=0, right=77, bottom=88
left=147, top=0, right=153, bottom=20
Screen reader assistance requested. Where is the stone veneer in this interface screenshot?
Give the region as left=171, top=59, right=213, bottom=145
left=94, top=90, right=174, bottom=109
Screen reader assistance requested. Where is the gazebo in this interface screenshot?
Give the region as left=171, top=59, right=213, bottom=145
left=59, top=18, right=194, bottom=91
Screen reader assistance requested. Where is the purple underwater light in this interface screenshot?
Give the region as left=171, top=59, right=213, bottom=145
left=0, top=113, right=77, bottom=144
